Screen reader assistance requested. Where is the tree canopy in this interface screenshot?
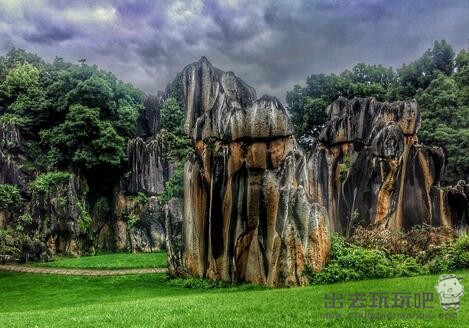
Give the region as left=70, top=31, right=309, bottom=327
left=0, top=48, right=144, bottom=174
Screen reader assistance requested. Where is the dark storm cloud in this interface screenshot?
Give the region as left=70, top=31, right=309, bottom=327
left=20, top=13, right=78, bottom=44
left=1, top=0, right=468, bottom=101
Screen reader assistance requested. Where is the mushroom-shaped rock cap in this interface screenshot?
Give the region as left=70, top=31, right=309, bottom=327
left=180, top=57, right=293, bottom=142
left=319, top=97, right=420, bottom=146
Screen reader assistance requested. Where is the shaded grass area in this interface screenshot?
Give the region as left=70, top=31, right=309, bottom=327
left=0, top=269, right=467, bottom=327
left=32, top=252, right=167, bottom=270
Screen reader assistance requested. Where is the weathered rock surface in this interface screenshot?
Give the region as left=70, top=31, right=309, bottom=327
left=0, top=121, right=28, bottom=191
left=447, top=180, right=469, bottom=233
left=164, top=197, right=184, bottom=276
left=136, top=93, right=164, bottom=137
left=0, top=95, right=171, bottom=261
left=114, top=193, right=166, bottom=252
left=171, top=57, right=330, bottom=286
left=307, top=97, right=467, bottom=234
left=127, top=135, right=174, bottom=195
left=32, top=174, right=89, bottom=257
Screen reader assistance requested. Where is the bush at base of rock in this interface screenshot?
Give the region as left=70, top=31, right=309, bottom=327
left=305, top=233, right=469, bottom=285
left=350, top=225, right=454, bottom=263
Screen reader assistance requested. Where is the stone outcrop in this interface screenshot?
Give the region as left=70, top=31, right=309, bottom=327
left=114, top=193, right=166, bottom=252
left=136, top=92, right=164, bottom=137
left=127, top=135, right=174, bottom=195
left=31, top=174, right=87, bottom=257
left=171, top=57, right=330, bottom=286
left=164, top=197, right=184, bottom=276
left=446, top=180, right=469, bottom=233
left=0, top=121, right=28, bottom=191
left=307, top=97, right=466, bottom=235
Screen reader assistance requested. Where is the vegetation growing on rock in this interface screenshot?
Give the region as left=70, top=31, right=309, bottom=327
left=0, top=184, right=21, bottom=210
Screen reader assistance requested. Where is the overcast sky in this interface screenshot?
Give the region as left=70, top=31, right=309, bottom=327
left=1, top=0, right=469, bottom=101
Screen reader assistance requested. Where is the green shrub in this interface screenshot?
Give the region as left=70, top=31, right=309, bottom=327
left=427, top=252, right=451, bottom=274
left=390, top=255, right=427, bottom=277
left=30, top=171, right=70, bottom=193
left=160, top=97, right=184, bottom=134
left=18, top=213, right=33, bottom=225
left=0, top=113, right=27, bottom=126
left=0, top=184, right=21, bottom=210
left=57, top=196, right=68, bottom=207
left=306, top=234, right=429, bottom=284
left=350, top=224, right=453, bottom=262
left=159, top=129, right=192, bottom=161
left=329, top=233, right=347, bottom=259
left=307, top=231, right=468, bottom=285
left=338, top=154, right=354, bottom=182
left=15, top=213, right=33, bottom=234
left=127, top=213, right=139, bottom=229
left=0, top=229, right=10, bottom=239
left=449, top=233, right=469, bottom=269
left=135, top=192, right=149, bottom=205
left=76, top=201, right=92, bottom=233
left=159, top=163, right=184, bottom=205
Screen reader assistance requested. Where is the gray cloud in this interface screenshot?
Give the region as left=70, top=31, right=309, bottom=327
left=0, top=0, right=468, bottom=101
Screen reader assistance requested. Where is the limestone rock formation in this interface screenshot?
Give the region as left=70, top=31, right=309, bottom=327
left=136, top=93, right=164, bottom=137
left=127, top=135, right=174, bottom=195
left=171, top=57, right=330, bottom=286
left=0, top=93, right=171, bottom=261
left=164, top=197, right=184, bottom=276
left=0, top=121, right=28, bottom=191
left=32, top=174, right=87, bottom=257
left=114, top=193, right=166, bottom=252
left=307, top=97, right=465, bottom=235
left=447, top=180, right=469, bottom=233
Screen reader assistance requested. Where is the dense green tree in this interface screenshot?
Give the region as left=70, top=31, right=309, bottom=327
left=0, top=52, right=144, bottom=173
left=41, top=104, right=125, bottom=170
left=455, top=50, right=469, bottom=70
left=417, top=73, right=469, bottom=183
left=432, top=40, right=455, bottom=75
left=343, top=63, right=395, bottom=86
left=2, top=63, right=41, bottom=97
left=392, top=40, right=455, bottom=99
left=161, top=97, right=185, bottom=134
left=0, top=63, right=48, bottom=134
left=63, top=74, right=115, bottom=116
left=3, top=48, right=44, bottom=70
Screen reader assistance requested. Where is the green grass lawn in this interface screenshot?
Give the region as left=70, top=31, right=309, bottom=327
left=32, top=252, right=167, bottom=270
left=0, top=269, right=467, bottom=327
